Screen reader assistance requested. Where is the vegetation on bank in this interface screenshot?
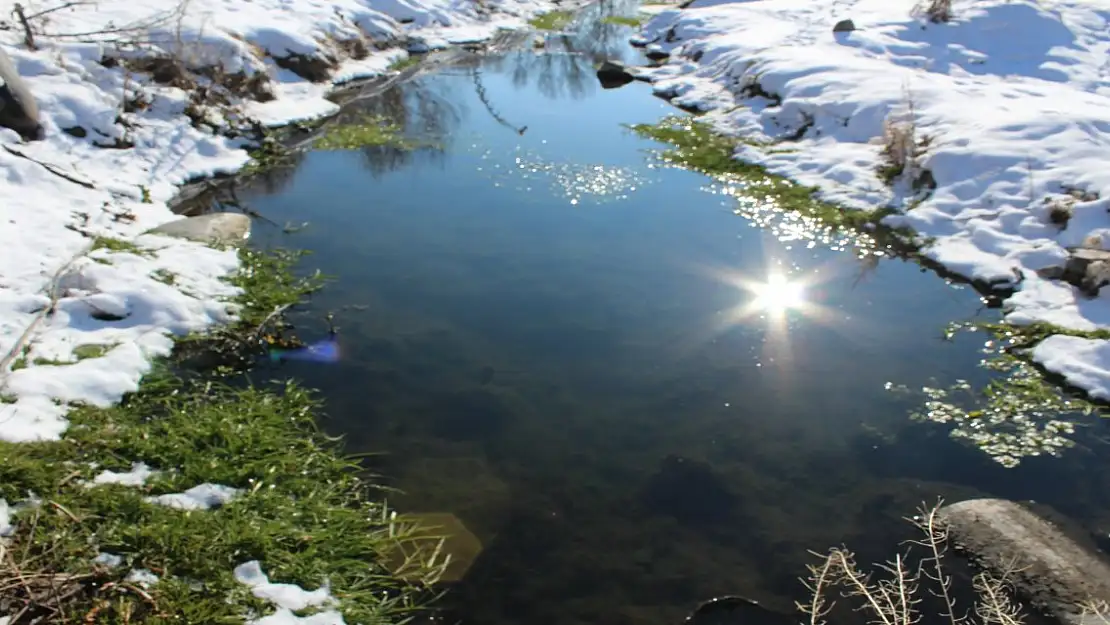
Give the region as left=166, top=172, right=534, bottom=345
left=0, top=247, right=446, bottom=624
left=630, top=116, right=902, bottom=237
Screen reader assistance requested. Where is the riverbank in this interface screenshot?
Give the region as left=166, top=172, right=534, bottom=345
left=631, top=0, right=1110, bottom=401
left=0, top=0, right=564, bottom=621
left=1, top=247, right=458, bottom=623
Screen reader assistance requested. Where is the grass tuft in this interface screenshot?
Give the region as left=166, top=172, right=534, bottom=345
left=91, top=236, right=151, bottom=257
left=528, top=10, right=575, bottom=31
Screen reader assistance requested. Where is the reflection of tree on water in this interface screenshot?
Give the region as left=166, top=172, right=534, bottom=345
left=472, top=68, right=528, bottom=135
left=477, top=0, right=639, bottom=101
left=481, top=50, right=595, bottom=101
left=337, top=78, right=464, bottom=177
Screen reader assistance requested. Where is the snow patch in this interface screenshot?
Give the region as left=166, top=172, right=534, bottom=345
left=91, top=462, right=158, bottom=486
left=235, top=560, right=345, bottom=625
left=126, top=568, right=160, bottom=587
left=1033, top=335, right=1110, bottom=401
left=146, top=483, right=241, bottom=510
left=0, top=499, right=12, bottom=537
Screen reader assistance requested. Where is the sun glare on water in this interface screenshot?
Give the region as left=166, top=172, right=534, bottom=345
left=749, top=271, right=806, bottom=314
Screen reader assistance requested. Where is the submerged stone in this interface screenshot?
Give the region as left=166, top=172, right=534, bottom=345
left=383, top=512, right=484, bottom=583
left=147, top=213, right=251, bottom=244
left=640, top=454, right=737, bottom=525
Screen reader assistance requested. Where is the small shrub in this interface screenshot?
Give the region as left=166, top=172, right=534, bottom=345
left=1045, top=196, right=1075, bottom=228
left=914, top=0, right=953, bottom=23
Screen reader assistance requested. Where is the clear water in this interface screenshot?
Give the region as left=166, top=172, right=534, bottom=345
left=229, top=11, right=1110, bottom=625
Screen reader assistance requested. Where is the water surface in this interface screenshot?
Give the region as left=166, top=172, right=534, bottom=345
left=233, top=14, right=1110, bottom=625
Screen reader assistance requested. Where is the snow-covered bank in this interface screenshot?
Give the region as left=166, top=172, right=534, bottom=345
left=635, top=0, right=1110, bottom=398
left=0, top=0, right=559, bottom=443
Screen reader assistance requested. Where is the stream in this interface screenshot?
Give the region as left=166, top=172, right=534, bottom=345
left=205, top=3, right=1110, bottom=625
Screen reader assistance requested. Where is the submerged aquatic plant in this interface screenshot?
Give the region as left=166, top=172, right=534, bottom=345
left=887, top=321, right=1105, bottom=467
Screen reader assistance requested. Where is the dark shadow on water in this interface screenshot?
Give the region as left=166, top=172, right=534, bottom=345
left=225, top=7, right=1110, bottom=625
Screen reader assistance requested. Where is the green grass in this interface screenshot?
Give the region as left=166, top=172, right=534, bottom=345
left=0, top=379, right=445, bottom=623
left=1, top=247, right=442, bottom=623
left=630, top=116, right=899, bottom=235
left=92, top=236, right=152, bottom=257
left=388, top=55, right=421, bottom=72
left=151, top=269, right=177, bottom=286
left=528, top=9, right=575, bottom=30
left=74, top=343, right=115, bottom=361
left=601, top=15, right=644, bottom=26
left=313, top=115, right=418, bottom=151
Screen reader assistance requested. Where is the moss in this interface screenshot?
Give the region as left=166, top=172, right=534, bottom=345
left=630, top=116, right=900, bottom=236
left=528, top=10, right=575, bottom=30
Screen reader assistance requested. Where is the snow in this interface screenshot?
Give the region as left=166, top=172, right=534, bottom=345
left=0, top=0, right=560, bottom=443
left=146, top=483, right=241, bottom=509
left=0, top=499, right=11, bottom=537
left=91, top=461, right=158, bottom=486
left=126, top=568, right=160, bottom=587
left=235, top=560, right=346, bottom=625
left=637, top=0, right=1110, bottom=397
left=95, top=552, right=125, bottom=567
left=1033, top=335, right=1110, bottom=401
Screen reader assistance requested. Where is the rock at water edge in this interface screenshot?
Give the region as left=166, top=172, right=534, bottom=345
left=146, top=213, right=252, bottom=244
left=939, top=498, right=1110, bottom=625
left=597, top=61, right=635, bottom=89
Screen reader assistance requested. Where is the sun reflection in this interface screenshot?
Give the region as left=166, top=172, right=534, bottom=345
left=749, top=271, right=806, bottom=314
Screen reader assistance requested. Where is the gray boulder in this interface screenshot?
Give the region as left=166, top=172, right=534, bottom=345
left=833, top=19, right=856, bottom=32
left=0, top=47, right=43, bottom=141
left=940, top=499, right=1110, bottom=625
left=146, top=213, right=252, bottom=244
